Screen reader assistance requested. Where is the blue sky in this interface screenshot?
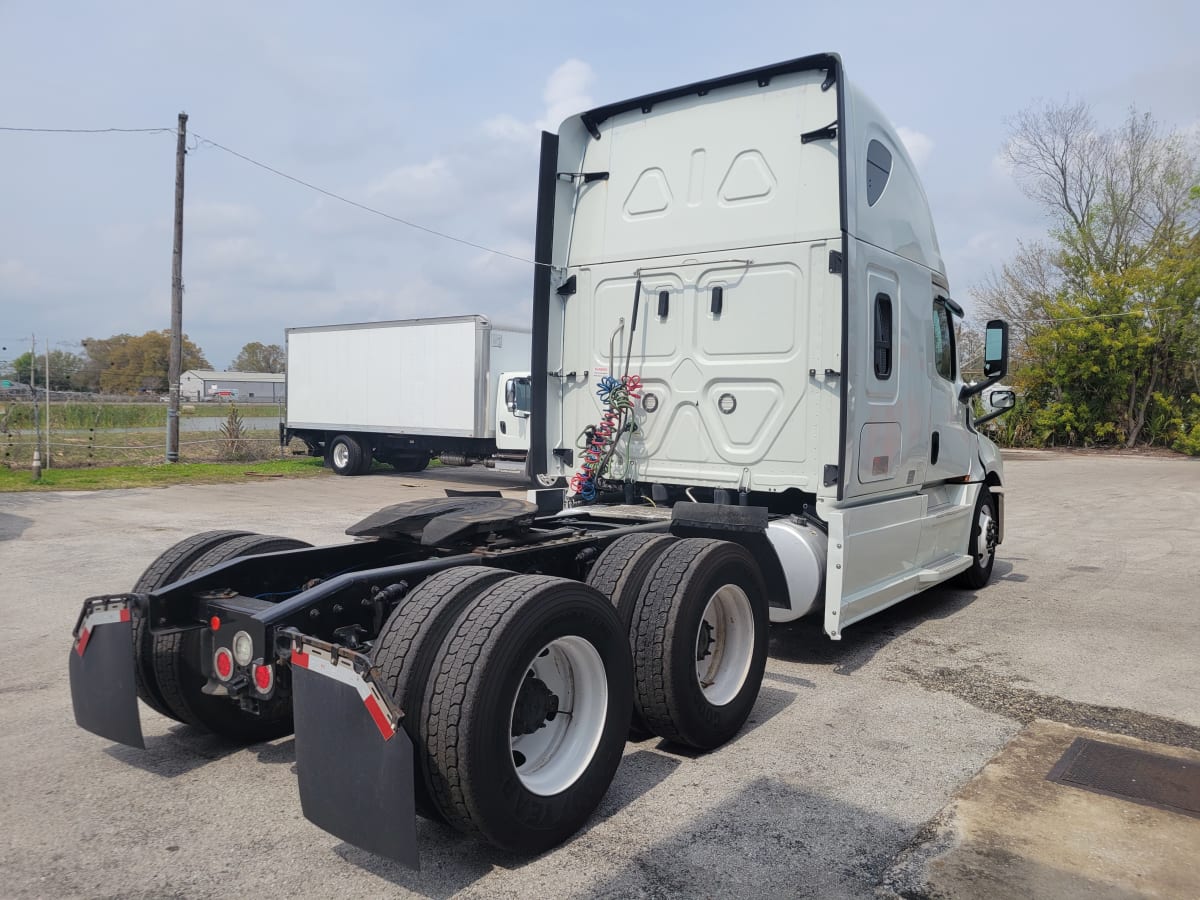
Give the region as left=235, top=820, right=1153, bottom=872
left=1, top=1, right=1196, bottom=370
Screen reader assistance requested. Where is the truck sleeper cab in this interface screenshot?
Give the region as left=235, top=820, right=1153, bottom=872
left=69, top=53, right=1011, bottom=871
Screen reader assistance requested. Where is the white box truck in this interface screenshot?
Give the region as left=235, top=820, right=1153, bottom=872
left=70, top=52, right=1015, bottom=870
left=282, top=315, right=536, bottom=476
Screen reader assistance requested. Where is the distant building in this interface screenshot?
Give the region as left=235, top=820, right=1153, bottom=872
left=179, top=370, right=285, bottom=403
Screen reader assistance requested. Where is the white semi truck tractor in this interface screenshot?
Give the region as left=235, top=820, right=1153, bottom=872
left=69, top=53, right=1013, bottom=869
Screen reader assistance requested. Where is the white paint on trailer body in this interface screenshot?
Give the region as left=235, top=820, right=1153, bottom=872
left=285, top=316, right=531, bottom=440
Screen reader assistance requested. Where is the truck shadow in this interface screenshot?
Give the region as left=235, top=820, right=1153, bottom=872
left=103, top=725, right=244, bottom=777
left=641, top=684, right=800, bottom=760
left=768, top=560, right=1016, bottom=676
left=330, top=747, right=683, bottom=897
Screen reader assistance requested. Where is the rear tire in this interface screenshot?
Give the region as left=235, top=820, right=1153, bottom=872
left=153, top=534, right=311, bottom=742
left=372, top=566, right=517, bottom=820
left=388, top=452, right=431, bottom=473
left=586, top=533, right=677, bottom=740
left=422, top=575, right=632, bottom=853
left=327, top=434, right=367, bottom=476
left=631, top=538, right=768, bottom=750
left=131, top=530, right=252, bottom=721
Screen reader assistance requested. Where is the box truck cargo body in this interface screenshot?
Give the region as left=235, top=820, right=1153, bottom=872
left=282, top=315, right=533, bottom=474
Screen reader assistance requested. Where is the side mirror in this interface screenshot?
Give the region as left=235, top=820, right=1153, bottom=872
left=983, top=320, right=1009, bottom=380
left=961, top=319, right=1011, bottom=402
left=988, top=389, right=1016, bottom=412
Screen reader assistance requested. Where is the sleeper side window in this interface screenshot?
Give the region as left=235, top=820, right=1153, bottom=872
left=932, top=299, right=956, bottom=381
left=866, top=139, right=893, bottom=206
left=873, top=293, right=893, bottom=379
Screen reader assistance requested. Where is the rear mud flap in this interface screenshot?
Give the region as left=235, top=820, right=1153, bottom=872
left=289, top=633, right=418, bottom=869
left=68, top=596, right=144, bottom=749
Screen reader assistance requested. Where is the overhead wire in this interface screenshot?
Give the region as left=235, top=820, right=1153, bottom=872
left=0, top=122, right=553, bottom=270
left=190, top=132, right=551, bottom=269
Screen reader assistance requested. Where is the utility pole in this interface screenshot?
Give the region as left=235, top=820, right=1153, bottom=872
left=44, top=337, right=50, bottom=468
left=167, top=111, right=187, bottom=463
left=30, top=333, right=41, bottom=479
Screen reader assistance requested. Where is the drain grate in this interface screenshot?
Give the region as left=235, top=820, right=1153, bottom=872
left=1046, top=737, right=1200, bottom=819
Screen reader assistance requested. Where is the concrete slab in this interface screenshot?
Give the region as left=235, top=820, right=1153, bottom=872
left=880, top=720, right=1200, bottom=899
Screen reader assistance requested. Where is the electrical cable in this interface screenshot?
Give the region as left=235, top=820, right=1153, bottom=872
left=0, top=126, right=175, bottom=134
left=191, top=132, right=552, bottom=269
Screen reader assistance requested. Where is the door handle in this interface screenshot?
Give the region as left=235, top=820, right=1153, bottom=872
left=930, top=431, right=940, bottom=465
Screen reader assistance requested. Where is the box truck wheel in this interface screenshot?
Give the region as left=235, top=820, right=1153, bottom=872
left=956, top=489, right=999, bottom=589
left=631, top=539, right=767, bottom=750
left=422, top=575, right=632, bottom=853
left=372, top=565, right=517, bottom=821
left=130, top=530, right=252, bottom=721
left=534, top=473, right=566, bottom=488
left=586, top=533, right=678, bottom=740
left=152, top=534, right=311, bottom=742
left=327, top=434, right=368, bottom=476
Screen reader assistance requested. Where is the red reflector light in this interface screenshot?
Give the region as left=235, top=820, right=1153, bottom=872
left=214, top=647, right=233, bottom=681
left=210, top=616, right=221, bottom=631
left=253, top=663, right=274, bottom=693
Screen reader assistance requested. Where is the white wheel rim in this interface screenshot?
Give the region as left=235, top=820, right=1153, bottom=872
left=695, top=585, right=754, bottom=707
left=509, top=636, right=607, bottom=796
left=332, top=442, right=350, bottom=469
left=976, top=502, right=995, bottom=569
left=536, top=474, right=559, bottom=487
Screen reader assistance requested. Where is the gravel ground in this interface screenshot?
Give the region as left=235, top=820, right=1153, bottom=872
left=0, top=452, right=1196, bottom=899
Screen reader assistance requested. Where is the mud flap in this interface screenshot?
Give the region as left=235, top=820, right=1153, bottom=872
left=289, top=633, right=418, bottom=869
left=68, top=596, right=144, bottom=749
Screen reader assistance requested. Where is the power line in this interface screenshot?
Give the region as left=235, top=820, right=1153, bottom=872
left=191, top=132, right=550, bottom=269
left=0, top=126, right=176, bottom=134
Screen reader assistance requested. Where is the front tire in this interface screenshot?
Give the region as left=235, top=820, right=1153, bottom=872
left=956, top=487, right=998, bottom=589
left=422, top=575, right=632, bottom=853
left=631, top=538, right=768, bottom=750
left=327, top=434, right=368, bottom=476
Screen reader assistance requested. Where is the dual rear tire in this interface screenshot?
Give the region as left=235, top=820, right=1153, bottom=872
left=586, top=534, right=768, bottom=750
left=375, top=568, right=632, bottom=854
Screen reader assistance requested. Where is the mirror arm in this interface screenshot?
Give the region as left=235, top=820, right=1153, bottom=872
left=960, top=374, right=1002, bottom=402
left=973, top=405, right=1011, bottom=426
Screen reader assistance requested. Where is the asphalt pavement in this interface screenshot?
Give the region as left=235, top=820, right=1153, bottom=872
left=1, top=452, right=1196, bottom=899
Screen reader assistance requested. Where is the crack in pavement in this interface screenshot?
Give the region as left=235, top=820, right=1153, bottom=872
left=894, top=664, right=1200, bottom=751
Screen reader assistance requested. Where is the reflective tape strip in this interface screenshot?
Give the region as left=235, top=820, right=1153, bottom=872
left=75, top=606, right=131, bottom=656
left=290, top=644, right=397, bottom=741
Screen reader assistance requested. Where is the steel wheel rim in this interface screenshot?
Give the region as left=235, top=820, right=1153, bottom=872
left=695, top=584, right=754, bottom=707
left=976, top=502, right=995, bottom=569
left=332, top=442, right=350, bottom=469
left=535, top=474, right=560, bottom=487
left=509, top=636, right=607, bottom=796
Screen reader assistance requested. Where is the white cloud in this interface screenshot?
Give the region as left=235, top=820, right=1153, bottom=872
left=537, top=59, right=595, bottom=133
left=896, top=126, right=934, bottom=168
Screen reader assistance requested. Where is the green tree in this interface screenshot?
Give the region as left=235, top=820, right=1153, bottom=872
left=229, top=342, right=284, bottom=373
left=974, top=101, right=1199, bottom=451
left=99, top=330, right=209, bottom=394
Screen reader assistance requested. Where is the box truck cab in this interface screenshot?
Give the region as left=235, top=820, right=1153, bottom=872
left=69, top=53, right=1012, bottom=870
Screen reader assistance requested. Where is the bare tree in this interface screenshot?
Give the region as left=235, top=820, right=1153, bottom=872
left=1004, top=101, right=1199, bottom=276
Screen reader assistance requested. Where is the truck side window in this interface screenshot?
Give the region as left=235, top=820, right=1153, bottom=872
left=866, top=139, right=892, bottom=206
left=873, top=293, right=893, bottom=379
left=512, top=378, right=532, bottom=415
left=932, top=300, right=955, bottom=381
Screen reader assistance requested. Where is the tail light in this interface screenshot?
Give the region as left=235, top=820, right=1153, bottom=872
left=214, top=647, right=234, bottom=682
left=252, top=662, right=274, bottom=694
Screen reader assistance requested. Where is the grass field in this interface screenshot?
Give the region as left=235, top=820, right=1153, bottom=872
left=2, top=427, right=287, bottom=469
left=0, top=400, right=281, bottom=430
left=0, top=456, right=328, bottom=492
